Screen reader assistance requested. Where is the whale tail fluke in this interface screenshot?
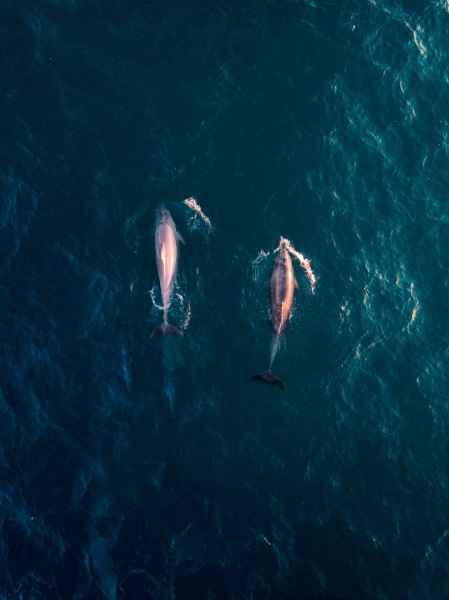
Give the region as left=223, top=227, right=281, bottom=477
left=151, top=323, right=184, bottom=338
left=250, top=369, right=286, bottom=391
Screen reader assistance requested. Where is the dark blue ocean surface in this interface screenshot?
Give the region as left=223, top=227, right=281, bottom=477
left=2, top=1, right=449, bottom=598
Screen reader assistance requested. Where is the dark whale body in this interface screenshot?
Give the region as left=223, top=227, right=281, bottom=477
left=251, top=240, right=297, bottom=391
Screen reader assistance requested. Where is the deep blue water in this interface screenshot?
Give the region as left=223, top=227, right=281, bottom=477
left=2, top=1, right=449, bottom=598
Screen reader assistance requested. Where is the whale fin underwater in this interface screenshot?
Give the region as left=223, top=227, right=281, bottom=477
left=176, top=231, right=186, bottom=245
left=250, top=370, right=286, bottom=391
left=151, top=323, right=184, bottom=338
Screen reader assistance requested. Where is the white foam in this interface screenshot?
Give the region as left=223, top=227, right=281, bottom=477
left=176, top=293, right=191, bottom=330
left=413, top=28, right=427, bottom=57
left=408, top=282, right=419, bottom=330
left=251, top=238, right=316, bottom=293
left=277, top=237, right=317, bottom=294
left=253, top=249, right=270, bottom=264
left=149, top=284, right=164, bottom=310
left=184, top=197, right=212, bottom=231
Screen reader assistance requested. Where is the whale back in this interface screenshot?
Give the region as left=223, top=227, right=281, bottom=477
left=155, top=206, right=178, bottom=304
left=270, top=247, right=295, bottom=335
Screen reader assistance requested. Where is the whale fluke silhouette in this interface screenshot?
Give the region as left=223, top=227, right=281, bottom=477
left=151, top=323, right=183, bottom=338
left=250, top=369, right=286, bottom=391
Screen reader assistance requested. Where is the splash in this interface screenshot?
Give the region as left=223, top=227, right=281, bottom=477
left=184, top=197, right=212, bottom=231
left=408, top=282, right=419, bottom=331
left=151, top=285, right=189, bottom=336
left=254, top=237, right=316, bottom=294
left=176, top=292, right=191, bottom=330
left=251, top=249, right=270, bottom=280
left=278, top=237, right=317, bottom=294
left=252, top=249, right=270, bottom=265
left=261, top=534, right=272, bottom=547
left=181, top=301, right=191, bottom=330
left=412, top=27, right=427, bottom=57
left=149, top=284, right=164, bottom=310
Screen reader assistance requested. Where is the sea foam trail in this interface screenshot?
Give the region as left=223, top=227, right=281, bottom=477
left=150, top=284, right=164, bottom=311
left=176, top=292, right=191, bottom=330
left=184, top=197, right=212, bottom=232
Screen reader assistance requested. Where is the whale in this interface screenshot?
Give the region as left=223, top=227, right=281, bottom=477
left=251, top=239, right=297, bottom=390
left=151, top=205, right=184, bottom=337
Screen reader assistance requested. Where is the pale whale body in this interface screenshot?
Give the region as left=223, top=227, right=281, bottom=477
left=151, top=206, right=184, bottom=337
left=251, top=240, right=297, bottom=390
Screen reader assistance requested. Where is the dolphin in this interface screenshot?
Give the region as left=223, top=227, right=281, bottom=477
left=251, top=239, right=297, bottom=390
left=151, top=205, right=184, bottom=337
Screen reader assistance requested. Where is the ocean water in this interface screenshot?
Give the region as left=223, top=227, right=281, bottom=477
left=2, top=0, right=449, bottom=598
